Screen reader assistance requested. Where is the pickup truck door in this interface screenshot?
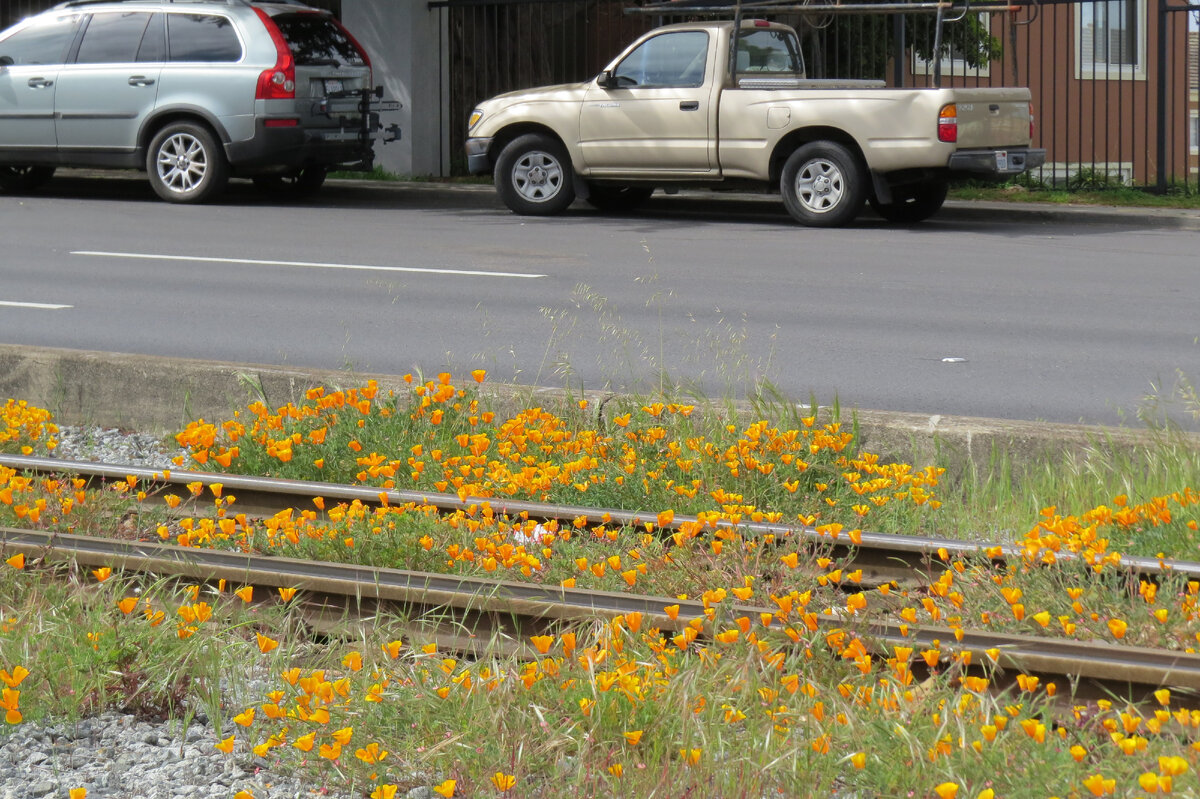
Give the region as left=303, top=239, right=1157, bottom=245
left=579, top=30, right=713, bottom=174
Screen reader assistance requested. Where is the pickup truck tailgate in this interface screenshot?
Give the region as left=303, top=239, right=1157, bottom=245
left=953, top=90, right=1032, bottom=148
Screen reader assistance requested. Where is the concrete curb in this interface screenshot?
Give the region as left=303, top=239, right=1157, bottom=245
left=3, top=344, right=1192, bottom=482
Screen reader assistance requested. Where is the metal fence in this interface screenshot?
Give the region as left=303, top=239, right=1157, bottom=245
left=3, top=0, right=1195, bottom=189
left=441, top=0, right=1199, bottom=191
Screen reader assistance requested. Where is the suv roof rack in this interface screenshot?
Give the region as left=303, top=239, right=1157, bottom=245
left=53, top=0, right=253, bottom=8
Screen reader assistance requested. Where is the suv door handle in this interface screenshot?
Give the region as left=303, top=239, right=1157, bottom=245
left=128, top=76, right=155, bottom=86
left=27, top=78, right=53, bottom=88
left=679, top=100, right=699, bottom=111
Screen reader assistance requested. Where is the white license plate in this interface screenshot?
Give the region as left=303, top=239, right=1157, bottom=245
left=324, top=130, right=361, bottom=141
left=995, top=150, right=1008, bottom=171
left=324, top=78, right=344, bottom=94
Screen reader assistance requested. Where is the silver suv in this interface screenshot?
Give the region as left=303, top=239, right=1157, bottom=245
left=0, top=0, right=391, bottom=202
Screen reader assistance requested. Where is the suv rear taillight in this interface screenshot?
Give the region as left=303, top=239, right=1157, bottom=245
left=253, top=8, right=295, bottom=100
left=937, top=104, right=957, bottom=143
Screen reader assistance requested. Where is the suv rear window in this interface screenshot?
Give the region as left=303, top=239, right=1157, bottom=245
left=272, top=13, right=364, bottom=67
left=167, top=13, right=241, bottom=62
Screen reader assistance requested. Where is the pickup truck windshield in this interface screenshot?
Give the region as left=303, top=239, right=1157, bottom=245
left=735, top=29, right=804, bottom=75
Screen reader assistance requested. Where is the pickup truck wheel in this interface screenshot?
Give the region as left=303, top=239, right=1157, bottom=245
left=869, top=180, right=948, bottom=224
left=0, top=166, right=55, bottom=193
left=780, top=142, right=866, bottom=227
left=494, top=133, right=575, bottom=215
left=585, top=184, right=654, bottom=213
left=146, top=122, right=229, bottom=204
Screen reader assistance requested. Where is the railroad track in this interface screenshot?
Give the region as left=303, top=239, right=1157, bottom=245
left=3, top=453, right=1197, bottom=585
left=6, top=453, right=1200, bottom=697
left=2, top=527, right=1199, bottom=697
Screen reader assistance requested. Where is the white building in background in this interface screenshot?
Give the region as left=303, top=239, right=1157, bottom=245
left=343, top=0, right=452, bottom=177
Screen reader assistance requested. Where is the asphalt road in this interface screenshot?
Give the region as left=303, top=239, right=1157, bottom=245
left=1, top=173, right=1197, bottom=428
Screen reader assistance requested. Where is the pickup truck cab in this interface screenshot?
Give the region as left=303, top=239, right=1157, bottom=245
left=465, top=19, right=1045, bottom=226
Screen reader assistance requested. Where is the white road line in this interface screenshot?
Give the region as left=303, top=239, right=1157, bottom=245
left=71, top=251, right=546, bottom=279
left=0, top=301, right=72, bottom=310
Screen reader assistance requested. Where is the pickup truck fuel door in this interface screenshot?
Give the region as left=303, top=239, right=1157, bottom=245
left=579, top=30, right=714, bottom=175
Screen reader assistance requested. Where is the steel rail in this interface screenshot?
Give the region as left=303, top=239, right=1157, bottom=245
left=2, top=527, right=1199, bottom=693
left=3, top=454, right=1196, bottom=586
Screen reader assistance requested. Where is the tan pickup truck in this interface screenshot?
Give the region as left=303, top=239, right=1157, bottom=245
left=465, top=19, right=1044, bottom=226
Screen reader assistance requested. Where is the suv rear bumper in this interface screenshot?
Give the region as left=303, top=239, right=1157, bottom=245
left=226, top=119, right=374, bottom=170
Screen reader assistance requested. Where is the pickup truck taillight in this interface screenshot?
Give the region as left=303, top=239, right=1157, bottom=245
left=937, top=104, right=957, bottom=143
left=254, top=8, right=296, bottom=100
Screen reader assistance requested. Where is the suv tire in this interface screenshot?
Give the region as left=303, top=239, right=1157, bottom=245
left=494, top=133, right=575, bottom=215
left=147, top=122, right=229, bottom=204
left=0, top=166, right=56, bottom=193
left=780, top=141, right=866, bottom=227
left=253, top=167, right=327, bottom=198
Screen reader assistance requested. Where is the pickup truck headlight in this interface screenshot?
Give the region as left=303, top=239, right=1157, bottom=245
left=468, top=109, right=483, bottom=130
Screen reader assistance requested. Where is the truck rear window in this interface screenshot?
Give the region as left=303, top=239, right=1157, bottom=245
left=736, top=29, right=803, bottom=74
left=272, top=14, right=365, bottom=67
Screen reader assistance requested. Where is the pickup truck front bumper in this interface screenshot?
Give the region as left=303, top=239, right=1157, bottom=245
left=947, top=148, right=1046, bottom=177
left=465, top=137, right=494, bottom=175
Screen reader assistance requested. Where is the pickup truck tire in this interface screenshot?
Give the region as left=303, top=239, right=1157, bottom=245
left=495, top=133, right=576, bottom=215
left=869, top=180, right=948, bottom=224
left=585, top=184, right=654, bottom=213
left=147, top=122, right=229, bottom=204
left=253, top=167, right=328, bottom=198
left=780, top=142, right=866, bottom=227
left=0, top=166, right=55, bottom=193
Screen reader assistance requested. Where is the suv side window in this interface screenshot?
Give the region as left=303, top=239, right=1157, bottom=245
left=136, top=13, right=165, bottom=62
left=612, top=31, right=708, bottom=88
left=166, top=13, right=241, bottom=62
left=0, top=14, right=82, bottom=66
left=75, top=12, right=153, bottom=64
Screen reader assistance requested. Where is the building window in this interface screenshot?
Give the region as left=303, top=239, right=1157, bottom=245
left=1076, top=0, right=1146, bottom=80
left=1191, top=111, right=1199, bottom=154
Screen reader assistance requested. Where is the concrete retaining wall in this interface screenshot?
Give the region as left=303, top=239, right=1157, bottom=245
left=1, top=343, right=1190, bottom=481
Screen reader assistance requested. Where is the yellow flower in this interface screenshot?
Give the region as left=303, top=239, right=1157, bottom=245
left=256, top=634, right=279, bottom=654
left=849, top=752, right=866, bottom=769
left=233, top=708, right=254, bottom=726
left=293, top=732, right=316, bottom=752
left=433, top=780, right=456, bottom=798
left=92, top=567, right=112, bottom=582
left=4, top=554, right=23, bottom=570
left=933, top=784, right=959, bottom=799
left=69, top=790, right=87, bottom=799
left=214, top=735, right=235, bottom=753
left=608, top=763, right=624, bottom=777
left=342, top=652, right=363, bottom=671
left=471, top=369, right=487, bottom=383
left=278, top=587, right=298, bottom=601
left=235, top=586, right=253, bottom=603
left=331, top=726, right=354, bottom=745
left=623, top=730, right=643, bottom=746
left=234, top=792, right=254, bottom=799
left=1107, top=618, right=1128, bottom=639
left=0, top=667, right=29, bottom=688
left=370, top=786, right=399, bottom=799
left=490, top=772, right=516, bottom=792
